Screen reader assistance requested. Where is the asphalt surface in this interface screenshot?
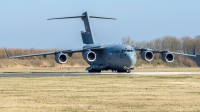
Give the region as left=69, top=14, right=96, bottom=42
left=0, top=72, right=200, bottom=77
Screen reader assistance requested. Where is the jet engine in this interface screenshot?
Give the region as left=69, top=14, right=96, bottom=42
left=55, top=53, right=68, bottom=64
left=140, top=51, right=154, bottom=61
left=83, top=51, right=96, bottom=62
left=162, top=53, right=174, bottom=62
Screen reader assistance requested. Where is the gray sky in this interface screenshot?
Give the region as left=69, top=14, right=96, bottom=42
left=1, top=1, right=200, bottom=49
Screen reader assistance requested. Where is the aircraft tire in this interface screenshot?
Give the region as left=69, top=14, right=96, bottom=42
left=96, top=70, right=101, bottom=73
left=112, top=70, right=117, bottom=72
left=117, top=70, right=127, bottom=73
left=126, top=69, right=131, bottom=73
left=88, top=70, right=101, bottom=73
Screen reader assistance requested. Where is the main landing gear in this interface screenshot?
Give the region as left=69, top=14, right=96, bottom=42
left=126, top=69, right=131, bottom=73
left=88, top=69, right=101, bottom=73
left=112, top=69, right=131, bottom=73
left=88, top=69, right=131, bottom=73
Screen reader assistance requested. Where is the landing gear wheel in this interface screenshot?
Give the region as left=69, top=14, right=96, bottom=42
left=96, top=70, right=101, bottom=73
left=117, top=70, right=127, bottom=73
left=88, top=69, right=101, bottom=73
left=117, top=70, right=131, bottom=73
left=88, top=70, right=93, bottom=73
left=112, top=70, right=117, bottom=72
left=126, top=69, right=131, bottom=73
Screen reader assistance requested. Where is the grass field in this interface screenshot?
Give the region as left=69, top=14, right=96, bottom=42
left=0, top=74, right=200, bottom=111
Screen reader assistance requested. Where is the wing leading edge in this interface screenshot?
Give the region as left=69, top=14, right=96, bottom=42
left=4, top=45, right=106, bottom=59
left=133, top=46, right=196, bottom=57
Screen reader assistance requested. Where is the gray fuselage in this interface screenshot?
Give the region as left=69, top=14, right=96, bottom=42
left=82, top=44, right=137, bottom=71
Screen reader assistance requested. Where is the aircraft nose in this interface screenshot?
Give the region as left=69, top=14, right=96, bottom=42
left=125, top=53, right=136, bottom=66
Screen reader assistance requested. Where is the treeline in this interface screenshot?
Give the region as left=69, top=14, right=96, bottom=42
left=122, top=36, right=200, bottom=67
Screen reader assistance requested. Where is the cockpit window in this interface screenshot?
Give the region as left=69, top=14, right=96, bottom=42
left=121, top=49, right=134, bottom=52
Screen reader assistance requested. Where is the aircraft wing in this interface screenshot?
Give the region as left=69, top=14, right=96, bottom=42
left=4, top=48, right=83, bottom=59
left=4, top=45, right=106, bottom=59
left=133, top=46, right=196, bottom=57
left=83, top=44, right=106, bottom=50
left=61, top=45, right=105, bottom=53
left=6, top=51, right=56, bottom=59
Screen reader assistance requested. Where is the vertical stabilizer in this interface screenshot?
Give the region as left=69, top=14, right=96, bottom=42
left=47, top=12, right=116, bottom=45
left=81, top=12, right=95, bottom=44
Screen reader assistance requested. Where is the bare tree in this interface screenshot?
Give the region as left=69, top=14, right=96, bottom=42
left=194, top=35, right=200, bottom=55
left=181, top=36, right=195, bottom=54
left=121, top=36, right=134, bottom=46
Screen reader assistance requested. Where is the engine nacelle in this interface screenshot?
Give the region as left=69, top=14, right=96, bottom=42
left=140, top=51, right=154, bottom=61
left=55, top=53, right=68, bottom=64
left=83, top=51, right=96, bottom=62
left=162, top=53, right=174, bottom=62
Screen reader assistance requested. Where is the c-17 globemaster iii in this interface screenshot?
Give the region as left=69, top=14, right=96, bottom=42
left=5, top=12, right=196, bottom=73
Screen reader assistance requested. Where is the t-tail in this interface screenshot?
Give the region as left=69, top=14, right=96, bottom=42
left=48, top=12, right=116, bottom=44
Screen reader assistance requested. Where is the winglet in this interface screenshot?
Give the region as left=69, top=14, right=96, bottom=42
left=4, top=47, right=10, bottom=59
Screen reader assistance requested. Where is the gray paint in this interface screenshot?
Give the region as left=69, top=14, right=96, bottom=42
left=81, top=12, right=94, bottom=44
left=190, top=55, right=200, bottom=67
left=83, top=44, right=137, bottom=71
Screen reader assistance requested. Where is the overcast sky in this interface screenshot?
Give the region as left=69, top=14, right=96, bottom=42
left=1, top=1, right=200, bottom=49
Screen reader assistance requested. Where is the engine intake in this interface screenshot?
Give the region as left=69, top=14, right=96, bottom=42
left=83, top=51, right=96, bottom=62
left=55, top=53, right=68, bottom=64
left=162, top=53, right=174, bottom=62
left=140, top=51, right=154, bottom=61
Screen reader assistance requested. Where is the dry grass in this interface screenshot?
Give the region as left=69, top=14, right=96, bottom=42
left=0, top=75, right=200, bottom=111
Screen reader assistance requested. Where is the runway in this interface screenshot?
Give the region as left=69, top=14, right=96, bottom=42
left=0, top=72, right=200, bottom=77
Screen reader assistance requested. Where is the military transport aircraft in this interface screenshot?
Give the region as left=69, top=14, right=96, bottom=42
left=5, top=12, right=196, bottom=73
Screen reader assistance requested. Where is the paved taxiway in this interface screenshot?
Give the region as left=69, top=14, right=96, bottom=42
left=0, top=72, right=200, bottom=77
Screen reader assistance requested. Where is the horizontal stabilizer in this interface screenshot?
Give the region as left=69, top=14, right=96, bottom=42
left=48, top=16, right=116, bottom=20
left=47, top=16, right=85, bottom=20
left=89, top=16, right=116, bottom=20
